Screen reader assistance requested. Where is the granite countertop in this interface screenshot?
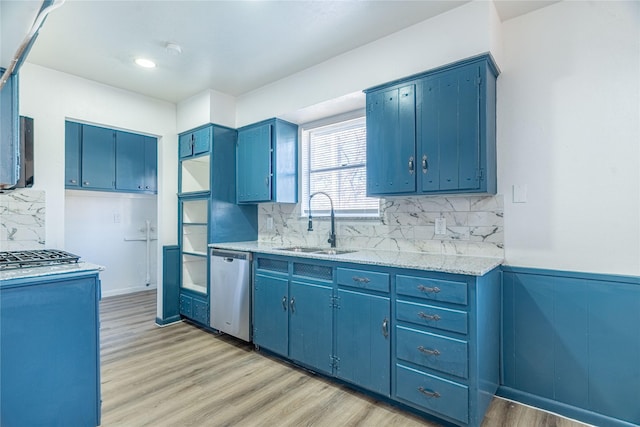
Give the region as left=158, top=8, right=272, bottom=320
left=0, top=262, right=105, bottom=282
left=209, top=241, right=502, bottom=276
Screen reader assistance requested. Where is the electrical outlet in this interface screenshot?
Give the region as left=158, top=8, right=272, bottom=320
left=513, top=184, right=528, bottom=203
left=266, top=216, right=274, bottom=230
left=435, top=218, right=446, bottom=235
left=113, top=212, right=121, bottom=223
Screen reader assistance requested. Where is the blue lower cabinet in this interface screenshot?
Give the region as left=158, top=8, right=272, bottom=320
left=396, top=364, right=469, bottom=424
left=0, top=271, right=101, bottom=427
left=192, top=297, right=209, bottom=325
left=289, top=280, right=333, bottom=375
left=253, top=272, right=289, bottom=356
left=179, top=293, right=193, bottom=318
left=335, top=288, right=390, bottom=395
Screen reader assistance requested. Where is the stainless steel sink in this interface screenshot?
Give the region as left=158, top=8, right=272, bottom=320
left=312, top=249, right=357, bottom=255
left=275, top=247, right=357, bottom=255
left=274, top=246, right=323, bottom=253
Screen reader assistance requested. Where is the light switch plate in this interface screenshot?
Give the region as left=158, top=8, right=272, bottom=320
left=513, top=184, right=528, bottom=203
left=435, top=218, right=446, bottom=235
left=266, top=216, right=274, bottom=230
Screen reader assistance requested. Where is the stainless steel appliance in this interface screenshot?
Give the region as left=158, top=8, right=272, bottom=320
left=209, top=249, right=251, bottom=342
left=0, top=249, right=80, bottom=270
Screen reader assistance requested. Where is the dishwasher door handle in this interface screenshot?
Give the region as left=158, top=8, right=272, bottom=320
left=223, top=257, right=234, bottom=263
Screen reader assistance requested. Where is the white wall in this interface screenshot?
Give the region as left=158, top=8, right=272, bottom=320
left=498, top=1, right=640, bottom=275
left=65, top=191, right=157, bottom=296
left=18, top=63, right=178, bottom=311
left=235, top=0, right=498, bottom=127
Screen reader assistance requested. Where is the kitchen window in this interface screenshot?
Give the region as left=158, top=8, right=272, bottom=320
left=301, top=114, right=379, bottom=218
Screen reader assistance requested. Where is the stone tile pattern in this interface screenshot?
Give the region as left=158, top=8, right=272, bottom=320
left=258, top=195, right=504, bottom=257
left=0, top=190, right=46, bottom=251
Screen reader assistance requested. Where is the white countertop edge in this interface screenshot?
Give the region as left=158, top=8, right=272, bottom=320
left=209, top=242, right=503, bottom=276
left=0, top=262, right=105, bottom=282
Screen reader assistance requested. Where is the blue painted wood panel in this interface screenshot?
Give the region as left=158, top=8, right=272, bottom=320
left=335, top=288, right=390, bottom=396
left=81, top=124, right=115, bottom=190
left=237, top=123, right=272, bottom=203
left=501, top=268, right=640, bottom=427
left=159, top=245, right=180, bottom=324
left=366, top=84, right=416, bottom=195
left=65, top=120, right=82, bottom=188
left=179, top=133, right=193, bottom=158
left=253, top=273, right=289, bottom=357
left=115, top=130, right=145, bottom=191
left=192, top=126, right=211, bottom=155
left=396, top=299, right=468, bottom=334
left=336, top=267, right=389, bottom=292
left=272, top=119, right=298, bottom=203
left=144, top=136, right=157, bottom=192
left=1, top=273, right=100, bottom=427
left=289, top=280, right=333, bottom=375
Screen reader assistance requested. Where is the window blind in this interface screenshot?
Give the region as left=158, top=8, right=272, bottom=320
left=301, top=116, right=379, bottom=217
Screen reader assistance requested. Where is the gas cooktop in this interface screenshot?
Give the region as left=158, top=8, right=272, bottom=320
left=0, top=250, right=81, bottom=270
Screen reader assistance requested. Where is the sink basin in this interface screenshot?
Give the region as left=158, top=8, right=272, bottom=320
left=312, top=249, right=357, bottom=255
left=274, top=246, right=323, bottom=253
left=275, top=247, right=357, bottom=255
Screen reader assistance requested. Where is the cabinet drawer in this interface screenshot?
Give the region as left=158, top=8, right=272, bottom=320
left=396, top=364, right=468, bottom=424
left=396, top=300, right=467, bottom=335
left=396, top=325, right=468, bottom=378
left=337, top=268, right=389, bottom=293
left=396, top=274, right=467, bottom=305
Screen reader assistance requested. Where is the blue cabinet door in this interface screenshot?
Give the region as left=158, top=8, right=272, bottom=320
left=65, top=121, right=82, bottom=188
left=420, top=63, right=480, bottom=192
left=0, top=70, right=18, bottom=187
left=336, top=288, right=391, bottom=396
left=289, top=280, right=333, bottom=375
left=115, top=130, right=145, bottom=191
left=179, top=133, right=193, bottom=158
left=144, top=136, right=157, bottom=192
left=253, top=273, right=288, bottom=356
left=237, top=123, right=272, bottom=203
left=81, top=124, right=115, bottom=190
left=192, top=126, right=211, bottom=156
left=366, top=84, right=416, bottom=195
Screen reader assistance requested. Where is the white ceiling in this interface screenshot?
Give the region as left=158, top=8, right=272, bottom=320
left=1, top=1, right=558, bottom=104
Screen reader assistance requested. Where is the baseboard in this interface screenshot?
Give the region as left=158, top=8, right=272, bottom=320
left=497, top=386, right=637, bottom=427
left=101, top=284, right=157, bottom=298
left=155, top=316, right=182, bottom=327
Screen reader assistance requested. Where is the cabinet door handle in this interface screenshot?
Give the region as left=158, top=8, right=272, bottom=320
left=408, top=156, right=415, bottom=174
left=418, top=312, right=441, bottom=321
left=417, top=285, right=441, bottom=294
left=69, top=179, right=77, bottom=184
left=281, top=296, right=288, bottom=311
left=418, top=387, right=441, bottom=398
left=265, top=177, right=270, bottom=187
left=422, top=155, right=428, bottom=173
left=382, top=317, right=389, bottom=338
left=290, top=297, right=296, bottom=313
left=352, top=276, right=370, bottom=284
left=418, top=345, right=440, bottom=356
left=83, top=181, right=90, bottom=185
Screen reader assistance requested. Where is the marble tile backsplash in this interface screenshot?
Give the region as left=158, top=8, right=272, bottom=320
left=258, top=195, right=504, bottom=257
left=0, top=190, right=46, bottom=250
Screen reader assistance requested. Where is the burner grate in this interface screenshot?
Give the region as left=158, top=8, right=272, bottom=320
left=0, top=250, right=81, bottom=270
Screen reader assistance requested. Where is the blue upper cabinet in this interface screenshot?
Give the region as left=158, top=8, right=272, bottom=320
left=115, top=131, right=157, bottom=193
left=365, top=55, right=498, bottom=196
left=0, top=70, right=19, bottom=188
left=366, top=84, right=417, bottom=195
left=179, top=126, right=211, bottom=159
left=236, top=118, right=298, bottom=204
left=65, top=121, right=157, bottom=193
left=64, top=121, right=82, bottom=188
left=81, top=124, right=116, bottom=190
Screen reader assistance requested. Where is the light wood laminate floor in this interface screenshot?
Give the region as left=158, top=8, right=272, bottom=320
left=100, top=290, right=589, bottom=427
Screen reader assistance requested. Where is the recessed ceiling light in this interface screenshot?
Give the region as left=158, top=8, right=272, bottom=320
left=135, top=58, right=156, bottom=68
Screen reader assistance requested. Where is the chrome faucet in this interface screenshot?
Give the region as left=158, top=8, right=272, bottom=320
left=308, top=191, right=336, bottom=248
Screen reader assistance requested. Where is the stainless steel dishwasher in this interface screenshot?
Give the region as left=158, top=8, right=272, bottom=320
left=209, top=249, right=252, bottom=342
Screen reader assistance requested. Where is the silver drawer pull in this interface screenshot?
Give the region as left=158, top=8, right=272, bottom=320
left=417, top=285, right=441, bottom=294
left=352, top=276, right=371, bottom=284
left=418, top=387, right=441, bottom=398
left=418, top=312, right=441, bottom=321
left=417, top=346, right=440, bottom=356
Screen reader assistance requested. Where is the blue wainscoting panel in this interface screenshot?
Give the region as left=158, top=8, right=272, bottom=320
left=500, top=267, right=640, bottom=427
